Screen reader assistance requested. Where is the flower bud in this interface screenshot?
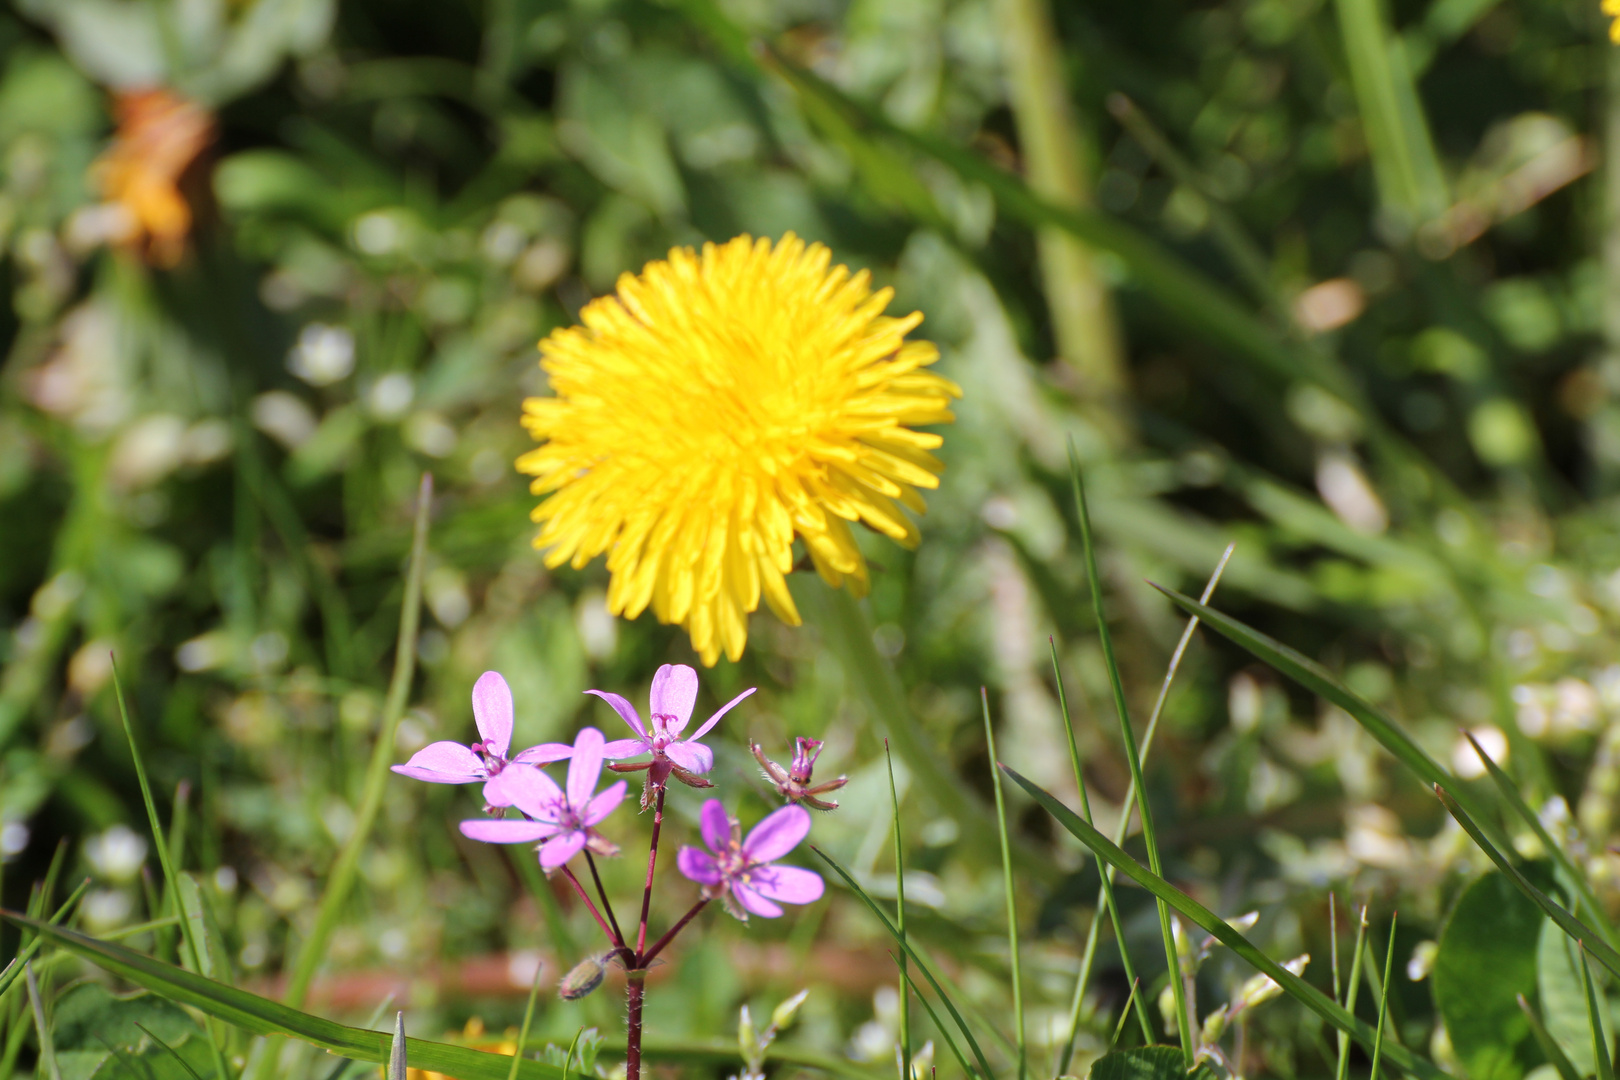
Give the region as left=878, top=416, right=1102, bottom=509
left=558, top=953, right=607, bottom=1001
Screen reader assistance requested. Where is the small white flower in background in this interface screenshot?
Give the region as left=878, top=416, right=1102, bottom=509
left=1316, top=450, right=1388, bottom=535
left=1232, top=954, right=1309, bottom=1013
left=368, top=373, right=414, bottom=420
left=82, top=888, right=134, bottom=932
left=175, top=630, right=233, bottom=673
left=110, top=413, right=187, bottom=488
left=287, top=324, right=355, bottom=386
left=732, top=990, right=808, bottom=1080
left=252, top=390, right=317, bottom=449
left=0, top=820, right=29, bottom=860
left=181, top=419, right=233, bottom=465
left=1452, top=725, right=1508, bottom=779
left=84, top=824, right=147, bottom=881
left=1407, top=940, right=1439, bottom=981
left=67, top=638, right=116, bottom=696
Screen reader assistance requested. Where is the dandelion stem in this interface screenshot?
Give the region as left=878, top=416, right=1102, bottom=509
left=641, top=898, right=710, bottom=966
left=584, top=851, right=625, bottom=948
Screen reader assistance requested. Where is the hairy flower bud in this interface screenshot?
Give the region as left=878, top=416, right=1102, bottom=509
left=558, top=952, right=608, bottom=1001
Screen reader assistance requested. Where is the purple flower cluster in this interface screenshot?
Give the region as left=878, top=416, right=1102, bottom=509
left=392, top=663, right=830, bottom=923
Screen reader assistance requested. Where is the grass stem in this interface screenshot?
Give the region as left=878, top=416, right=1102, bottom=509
left=983, top=689, right=1026, bottom=1080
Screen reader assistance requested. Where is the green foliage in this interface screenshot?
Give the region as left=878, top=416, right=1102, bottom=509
left=1087, top=1047, right=1217, bottom=1080
left=1433, top=873, right=1543, bottom=1080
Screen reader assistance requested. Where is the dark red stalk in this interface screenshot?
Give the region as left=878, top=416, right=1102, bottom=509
left=626, top=972, right=647, bottom=1080
left=635, top=786, right=666, bottom=955
left=584, top=850, right=625, bottom=947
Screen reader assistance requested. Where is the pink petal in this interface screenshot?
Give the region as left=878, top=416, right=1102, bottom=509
left=732, top=882, right=784, bottom=918
left=650, top=664, right=699, bottom=734
left=742, top=804, right=812, bottom=863
left=512, top=742, right=574, bottom=765
left=600, top=738, right=650, bottom=760
left=677, top=846, right=723, bottom=886
left=748, top=865, right=824, bottom=905
left=582, top=781, right=627, bottom=825
left=664, top=739, right=713, bottom=775
left=471, top=671, right=514, bottom=759
left=699, top=799, right=733, bottom=855
left=460, top=819, right=556, bottom=844
left=485, top=764, right=564, bottom=818
left=392, top=742, right=485, bottom=783
left=539, top=830, right=586, bottom=870
left=585, top=690, right=646, bottom=738
left=567, top=727, right=606, bottom=808
left=686, top=686, right=757, bottom=742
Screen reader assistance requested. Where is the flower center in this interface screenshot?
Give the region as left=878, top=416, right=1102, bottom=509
left=472, top=741, right=505, bottom=773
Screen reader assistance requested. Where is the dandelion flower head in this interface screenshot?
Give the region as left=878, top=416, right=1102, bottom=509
left=519, top=233, right=960, bottom=665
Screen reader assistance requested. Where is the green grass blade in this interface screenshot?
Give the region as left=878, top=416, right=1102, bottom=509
left=1153, top=586, right=1507, bottom=845
left=507, top=955, right=545, bottom=1080
left=1519, top=994, right=1583, bottom=1080
left=982, top=690, right=1026, bottom=1080
left=1433, top=784, right=1620, bottom=980
left=0, top=909, right=569, bottom=1080
left=0, top=878, right=89, bottom=1004
left=810, top=848, right=993, bottom=1080
left=390, top=1012, right=407, bottom=1080
left=1369, top=915, right=1397, bottom=1080
left=24, top=962, right=61, bottom=1080
left=1001, top=764, right=1446, bottom=1080
left=1335, top=906, right=1368, bottom=1080
left=286, top=473, right=432, bottom=1008
left=1108, top=980, right=1141, bottom=1051
left=1463, top=731, right=1619, bottom=948
left=636, top=1038, right=894, bottom=1080
left=110, top=658, right=231, bottom=1080
left=1056, top=542, right=1232, bottom=1067
left=1049, top=638, right=1153, bottom=1052
left=896, top=965, right=974, bottom=1080
left=1583, top=951, right=1614, bottom=1080
left=1072, top=455, right=1191, bottom=1064
left=886, top=741, right=911, bottom=1080
left=135, top=1022, right=207, bottom=1080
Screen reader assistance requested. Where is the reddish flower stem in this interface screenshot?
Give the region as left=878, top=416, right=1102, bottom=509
left=635, top=786, right=666, bottom=955
left=640, top=897, right=709, bottom=967
left=584, top=850, right=625, bottom=947
left=626, top=971, right=647, bottom=1080
left=559, top=865, right=626, bottom=959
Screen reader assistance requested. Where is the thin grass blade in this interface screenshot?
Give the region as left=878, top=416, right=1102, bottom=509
left=1072, top=454, right=1191, bottom=1064
left=897, top=965, right=975, bottom=1080
left=1464, top=731, right=1619, bottom=947
left=287, top=473, right=432, bottom=1008
left=390, top=1012, right=407, bottom=1080
left=982, top=689, right=1026, bottom=1080
left=1369, top=916, right=1397, bottom=1080
left=1583, top=951, right=1614, bottom=1080
left=507, top=956, right=545, bottom=1080
left=1153, top=586, right=1506, bottom=844
left=0, top=910, right=569, bottom=1080
left=1433, top=785, right=1620, bottom=979
left=810, top=848, right=994, bottom=1080
left=1519, top=994, right=1582, bottom=1080
left=1108, top=980, right=1141, bottom=1052
left=24, top=963, right=60, bottom=1080
left=0, top=878, right=89, bottom=1004
left=886, top=741, right=911, bottom=1080
left=135, top=1022, right=206, bottom=1080
left=1335, top=906, right=1368, bottom=1080
left=1002, top=764, right=1445, bottom=1079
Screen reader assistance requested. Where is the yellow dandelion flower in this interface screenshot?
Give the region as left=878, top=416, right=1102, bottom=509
left=1607, top=0, right=1620, bottom=41
left=518, top=233, right=961, bottom=666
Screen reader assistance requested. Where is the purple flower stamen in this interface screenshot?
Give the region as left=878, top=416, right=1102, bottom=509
left=676, top=800, right=824, bottom=921
left=392, top=671, right=573, bottom=807
left=587, top=664, right=755, bottom=806
left=458, top=726, right=628, bottom=871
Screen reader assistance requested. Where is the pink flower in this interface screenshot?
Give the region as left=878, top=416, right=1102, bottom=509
left=588, top=664, right=755, bottom=801
left=391, top=671, right=573, bottom=806
left=458, top=727, right=627, bottom=870
left=751, top=737, right=847, bottom=811
left=676, top=800, right=824, bottom=920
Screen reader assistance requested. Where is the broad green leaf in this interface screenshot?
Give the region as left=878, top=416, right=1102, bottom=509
left=1432, top=873, right=1542, bottom=1080
left=1087, top=1047, right=1219, bottom=1080
left=1001, top=765, right=1445, bottom=1080
left=53, top=984, right=200, bottom=1051
left=1542, top=919, right=1614, bottom=1076
left=0, top=910, right=569, bottom=1080
left=1434, top=785, right=1620, bottom=981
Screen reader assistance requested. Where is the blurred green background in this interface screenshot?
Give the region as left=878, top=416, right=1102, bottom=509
left=1, top=0, right=1618, bottom=1074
